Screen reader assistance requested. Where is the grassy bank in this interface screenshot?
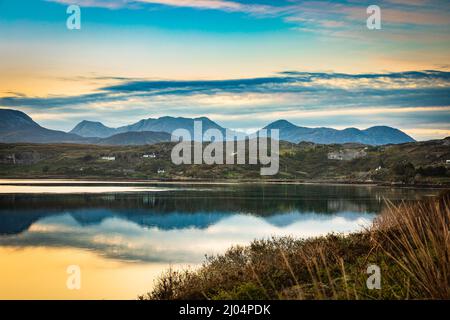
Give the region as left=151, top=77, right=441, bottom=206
left=141, top=191, right=450, bottom=300
left=1, top=138, right=450, bottom=186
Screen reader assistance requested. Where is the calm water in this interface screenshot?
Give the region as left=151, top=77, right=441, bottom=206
left=0, top=181, right=440, bottom=299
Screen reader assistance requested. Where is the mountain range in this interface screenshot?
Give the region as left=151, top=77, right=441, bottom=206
left=0, top=109, right=86, bottom=144
left=70, top=116, right=228, bottom=138
left=0, top=109, right=415, bottom=145
left=0, top=109, right=170, bottom=145
left=264, top=120, right=415, bottom=145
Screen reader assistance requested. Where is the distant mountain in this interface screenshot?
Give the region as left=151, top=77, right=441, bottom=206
left=362, top=126, right=415, bottom=145
left=70, top=120, right=116, bottom=138
left=0, top=109, right=170, bottom=145
left=263, top=120, right=415, bottom=145
left=116, top=116, right=228, bottom=138
left=0, top=109, right=39, bottom=131
left=0, top=109, right=86, bottom=144
left=97, top=131, right=171, bottom=146
left=1, top=109, right=416, bottom=145
left=70, top=116, right=230, bottom=140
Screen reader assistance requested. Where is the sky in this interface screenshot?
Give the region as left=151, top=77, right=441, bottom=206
left=0, top=0, right=449, bottom=140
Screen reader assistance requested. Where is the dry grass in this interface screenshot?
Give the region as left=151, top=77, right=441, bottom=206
left=371, top=192, right=450, bottom=299
left=140, top=191, right=450, bottom=300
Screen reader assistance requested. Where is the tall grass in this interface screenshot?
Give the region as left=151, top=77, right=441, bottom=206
left=141, top=192, right=450, bottom=300
left=372, top=192, right=450, bottom=299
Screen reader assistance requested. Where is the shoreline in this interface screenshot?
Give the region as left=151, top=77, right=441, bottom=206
left=0, top=177, right=448, bottom=189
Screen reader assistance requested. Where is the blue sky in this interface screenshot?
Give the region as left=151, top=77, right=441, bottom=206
left=0, top=0, right=449, bottom=139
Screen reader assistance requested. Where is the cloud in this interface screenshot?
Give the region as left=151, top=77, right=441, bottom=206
left=48, top=0, right=281, bottom=15
left=47, top=0, right=450, bottom=27
left=1, top=70, right=449, bottom=136
left=2, top=70, right=449, bottom=109
left=44, top=0, right=450, bottom=46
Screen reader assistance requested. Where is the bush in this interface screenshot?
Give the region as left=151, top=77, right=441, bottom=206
left=142, top=192, right=450, bottom=300
left=82, top=155, right=95, bottom=162
left=391, top=161, right=416, bottom=182
left=416, top=165, right=447, bottom=177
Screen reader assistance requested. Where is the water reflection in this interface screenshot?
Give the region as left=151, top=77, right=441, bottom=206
left=0, top=184, right=437, bottom=260
left=0, top=211, right=376, bottom=263
left=0, top=183, right=439, bottom=299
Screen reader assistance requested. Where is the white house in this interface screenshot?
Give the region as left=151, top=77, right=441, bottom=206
left=446, top=160, right=450, bottom=165
left=101, top=156, right=116, bottom=161
left=328, top=153, right=343, bottom=160
left=157, top=168, right=165, bottom=174
left=327, top=149, right=367, bottom=161
left=143, top=153, right=157, bottom=159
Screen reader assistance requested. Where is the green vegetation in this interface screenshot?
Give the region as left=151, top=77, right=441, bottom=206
left=141, top=191, right=450, bottom=300
left=0, top=137, right=449, bottom=185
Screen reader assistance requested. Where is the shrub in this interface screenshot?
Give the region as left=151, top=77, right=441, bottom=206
left=142, top=192, right=450, bottom=300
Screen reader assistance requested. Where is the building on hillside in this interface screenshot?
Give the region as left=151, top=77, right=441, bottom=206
left=143, top=153, right=157, bottom=159
left=328, top=152, right=344, bottom=160
left=7, top=154, right=16, bottom=164
left=327, top=149, right=367, bottom=161
left=101, top=156, right=116, bottom=161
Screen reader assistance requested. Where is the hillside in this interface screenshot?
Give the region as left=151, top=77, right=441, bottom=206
left=97, top=131, right=172, bottom=146
left=0, top=137, right=448, bottom=185
left=0, top=109, right=86, bottom=144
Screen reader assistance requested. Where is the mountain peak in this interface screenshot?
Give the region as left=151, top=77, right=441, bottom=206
left=264, top=119, right=297, bottom=129
left=78, top=120, right=103, bottom=126
left=0, top=109, right=86, bottom=143
left=70, top=120, right=116, bottom=138
left=0, top=108, right=40, bottom=131
left=194, top=116, right=211, bottom=121
left=362, top=126, right=415, bottom=144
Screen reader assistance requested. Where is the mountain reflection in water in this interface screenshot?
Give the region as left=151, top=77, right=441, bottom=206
left=0, top=183, right=440, bottom=299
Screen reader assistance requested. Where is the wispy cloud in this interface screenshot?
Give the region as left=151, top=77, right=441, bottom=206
left=2, top=70, right=450, bottom=109
left=42, top=0, right=450, bottom=47
left=48, top=0, right=282, bottom=15
left=1, top=70, right=449, bottom=138
left=48, top=0, right=450, bottom=26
